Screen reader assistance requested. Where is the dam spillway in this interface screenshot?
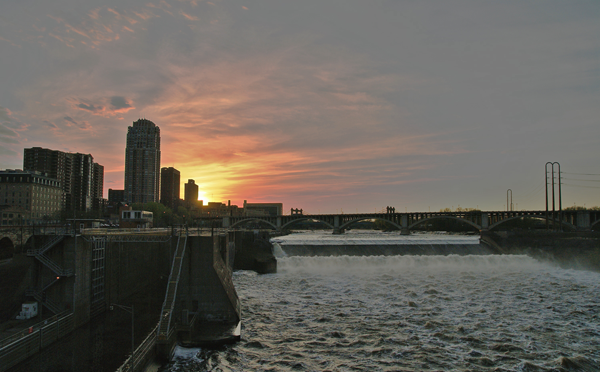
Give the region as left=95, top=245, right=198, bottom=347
left=271, top=231, right=493, bottom=256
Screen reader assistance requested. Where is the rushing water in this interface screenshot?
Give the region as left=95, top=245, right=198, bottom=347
left=161, top=234, right=600, bottom=372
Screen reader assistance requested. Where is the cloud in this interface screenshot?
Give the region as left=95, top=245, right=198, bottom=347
left=0, top=107, right=25, bottom=156
left=43, top=120, right=59, bottom=131
left=0, top=106, right=27, bottom=131
left=180, top=11, right=198, bottom=21
left=110, top=96, right=133, bottom=110
left=69, top=96, right=135, bottom=117
left=0, top=124, right=19, bottom=143
left=63, top=116, right=92, bottom=130
left=76, top=101, right=103, bottom=113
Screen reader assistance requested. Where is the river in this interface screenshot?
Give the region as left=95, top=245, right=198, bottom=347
left=160, top=232, right=600, bottom=371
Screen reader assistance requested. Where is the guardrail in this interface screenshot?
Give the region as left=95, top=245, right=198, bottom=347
left=115, top=322, right=159, bottom=372
left=0, top=312, right=74, bottom=372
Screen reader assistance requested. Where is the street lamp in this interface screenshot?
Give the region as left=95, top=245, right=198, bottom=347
left=110, top=303, right=134, bottom=370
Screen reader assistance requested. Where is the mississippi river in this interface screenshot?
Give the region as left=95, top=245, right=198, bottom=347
left=162, top=233, right=600, bottom=371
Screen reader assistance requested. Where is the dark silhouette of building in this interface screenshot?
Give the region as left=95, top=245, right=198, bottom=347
left=23, top=147, right=103, bottom=213
left=243, top=201, right=283, bottom=216
left=108, top=189, right=125, bottom=204
left=124, top=119, right=161, bottom=204
left=184, top=179, right=198, bottom=208
left=160, top=167, right=180, bottom=210
left=92, top=163, right=104, bottom=211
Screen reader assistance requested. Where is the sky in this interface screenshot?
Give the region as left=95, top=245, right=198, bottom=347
left=1, top=0, right=599, bottom=214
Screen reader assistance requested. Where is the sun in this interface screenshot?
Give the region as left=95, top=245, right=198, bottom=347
left=197, top=190, right=210, bottom=205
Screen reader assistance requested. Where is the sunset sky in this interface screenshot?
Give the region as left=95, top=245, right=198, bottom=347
left=1, top=1, right=599, bottom=213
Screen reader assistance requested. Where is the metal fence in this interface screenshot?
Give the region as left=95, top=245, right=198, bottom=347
left=0, top=312, right=74, bottom=372
left=115, top=323, right=159, bottom=372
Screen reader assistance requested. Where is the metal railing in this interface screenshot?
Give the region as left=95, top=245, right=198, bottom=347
left=26, top=290, right=63, bottom=314
left=0, top=312, right=73, bottom=372
left=115, top=323, right=159, bottom=372
left=157, top=233, right=188, bottom=340
left=26, top=235, right=65, bottom=256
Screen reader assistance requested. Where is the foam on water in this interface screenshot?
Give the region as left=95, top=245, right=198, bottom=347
left=278, top=254, right=547, bottom=275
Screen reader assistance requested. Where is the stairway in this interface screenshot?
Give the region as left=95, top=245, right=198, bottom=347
left=27, top=235, right=65, bottom=256
left=27, top=290, right=62, bottom=314
left=157, top=234, right=188, bottom=340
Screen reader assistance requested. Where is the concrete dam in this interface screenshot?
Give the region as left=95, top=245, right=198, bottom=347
left=2, top=227, right=599, bottom=371
left=0, top=229, right=274, bottom=372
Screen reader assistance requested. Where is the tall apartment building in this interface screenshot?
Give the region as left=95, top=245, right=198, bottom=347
left=23, top=147, right=104, bottom=213
left=160, top=167, right=180, bottom=210
left=124, top=119, right=161, bottom=204
left=0, top=170, right=63, bottom=221
left=184, top=179, right=199, bottom=208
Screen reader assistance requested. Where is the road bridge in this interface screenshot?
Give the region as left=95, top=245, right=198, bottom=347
left=223, top=210, right=600, bottom=234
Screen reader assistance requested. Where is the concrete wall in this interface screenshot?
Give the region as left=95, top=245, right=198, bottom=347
left=233, top=230, right=276, bottom=273
left=176, top=235, right=238, bottom=323
left=104, top=239, right=172, bottom=307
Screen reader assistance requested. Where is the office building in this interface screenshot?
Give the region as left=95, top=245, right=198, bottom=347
left=124, top=119, right=161, bottom=204
left=0, top=169, right=63, bottom=221
left=160, top=167, right=180, bottom=210
left=184, top=179, right=198, bottom=208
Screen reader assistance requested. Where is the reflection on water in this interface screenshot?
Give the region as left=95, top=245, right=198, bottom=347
left=163, top=252, right=600, bottom=371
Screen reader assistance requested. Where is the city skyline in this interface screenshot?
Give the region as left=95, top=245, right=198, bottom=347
left=1, top=1, right=599, bottom=213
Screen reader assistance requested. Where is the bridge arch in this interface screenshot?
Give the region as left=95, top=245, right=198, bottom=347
left=230, top=218, right=278, bottom=230
left=591, top=219, right=600, bottom=230
left=0, top=237, right=14, bottom=260
left=488, top=216, right=576, bottom=231
left=339, top=217, right=402, bottom=231
left=408, top=216, right=482, bottom=231
left=281, top=218, right=334, bottom=230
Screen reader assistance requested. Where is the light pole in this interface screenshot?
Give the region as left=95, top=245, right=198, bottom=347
left=110, top=303, right=134, bottom=370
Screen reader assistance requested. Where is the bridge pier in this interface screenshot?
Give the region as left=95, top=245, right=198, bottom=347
left=400, top=215, right=409, bottom=235
left=333, top=227, right=345, bottom=235
left=481, top=213, right=489, bottom=230
left=332, top=216, right=344, bottom=234
left=576, top=211, right=591, bottom=231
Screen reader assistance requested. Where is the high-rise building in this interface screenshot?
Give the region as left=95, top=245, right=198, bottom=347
left=124, top=119, right=161, bottom=204
left=184, top=179, right=199, bottom=208
left=92, top=163, right=104, bottom=211
left=160, top=167, right=180, bottom=210
left=23, top=147, right=103, bottom=213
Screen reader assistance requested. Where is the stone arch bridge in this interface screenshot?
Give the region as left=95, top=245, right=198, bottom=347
left=223, top=210, right=600, bottom=234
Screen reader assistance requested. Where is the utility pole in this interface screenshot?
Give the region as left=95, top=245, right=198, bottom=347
left=545, top=162, right=562, bottom=231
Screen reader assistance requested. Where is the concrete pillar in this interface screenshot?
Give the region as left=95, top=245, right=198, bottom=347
left=481, top=213, right=489, bottom=230
left=577, top=211, right=591, bottom=230
left=332, top=216, right=344, bottom=234
left=276, top=217, right=282, bottom=231
left=400, top=215, right=409, bottom=235
left=223, top=217, right=230, bottom=228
